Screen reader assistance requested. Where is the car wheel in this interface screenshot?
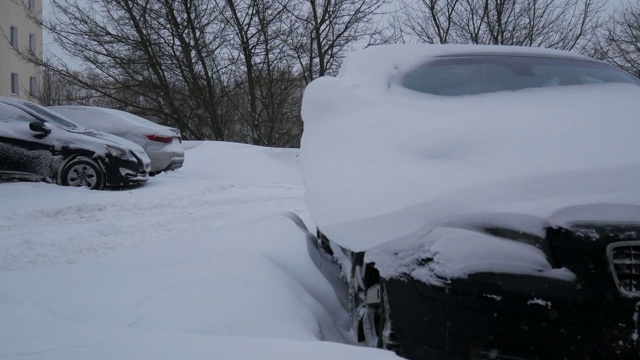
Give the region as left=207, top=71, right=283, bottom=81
left=350, top=256, right=401, bottom=353
left=361, top=286, right=381, bottom=347
left=377, top=283, right=401, bottom=353
left=351, top=262, right=371, bottom=345
left=351, top=254, right=383, bottom=347
left=60, top=157, right=105, bottom=190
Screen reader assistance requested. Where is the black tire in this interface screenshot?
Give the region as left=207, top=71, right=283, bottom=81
left=60, top=157, right=105, bottom=190
left=350, top=255, right=401, bottom=354
left=377, top=283, right=401, bottom=353
left=351, top=253, right=385, bottom=348
left=349, top=253, right=366, bottom=343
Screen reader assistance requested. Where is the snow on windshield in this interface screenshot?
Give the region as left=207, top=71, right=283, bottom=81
left=300, top=44, right=640, bottom=256
left=50, top=106, right=175, bottom=137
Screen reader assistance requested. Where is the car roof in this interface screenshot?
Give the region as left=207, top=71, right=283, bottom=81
left=370, top=44, right=590, bottom=60
left=334, top=44, right=601, bottom=90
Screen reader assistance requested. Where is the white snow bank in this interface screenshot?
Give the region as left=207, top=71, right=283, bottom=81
left=0, top=141, right=402, bottom=360
left=184, top=141, right=302, bottom=185
left=0, top=214, right=398, bottom=359
left=0, top=141, right=307, bottom=271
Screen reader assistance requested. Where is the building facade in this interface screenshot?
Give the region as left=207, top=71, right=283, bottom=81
left=0, top=0, right=42, bottom=101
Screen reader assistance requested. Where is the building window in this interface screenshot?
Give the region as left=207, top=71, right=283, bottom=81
left=29, top=0, right=35, bottom=10
left=10, top=26, right=17, bottom=49
left=29, top=33, right=35, bottom=54
left=29, top=76, right=37, bottom=96
left=11, top=73, right=19, bottom=95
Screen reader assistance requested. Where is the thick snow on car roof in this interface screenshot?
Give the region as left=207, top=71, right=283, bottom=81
left=300, top=44, right=640, bottom=252
left=334, top=44, right=591, bottom=90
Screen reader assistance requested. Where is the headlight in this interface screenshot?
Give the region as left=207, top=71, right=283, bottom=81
left=105, top=145, right=136, bottom=161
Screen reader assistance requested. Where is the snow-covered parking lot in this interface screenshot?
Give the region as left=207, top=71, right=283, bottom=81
left=0, top=141, right=401, bottom=360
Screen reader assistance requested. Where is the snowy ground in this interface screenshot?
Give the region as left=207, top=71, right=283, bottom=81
left=0, top=141, right=402, bottom=360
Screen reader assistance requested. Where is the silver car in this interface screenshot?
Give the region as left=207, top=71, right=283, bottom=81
left=50, top=106, right=184, bottom=175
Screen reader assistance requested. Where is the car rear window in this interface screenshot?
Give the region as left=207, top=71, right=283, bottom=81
left=401, top=55, right=640, bottom=96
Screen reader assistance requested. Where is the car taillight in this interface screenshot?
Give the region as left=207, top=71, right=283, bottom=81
left=146, top=134, right=173, bottom=143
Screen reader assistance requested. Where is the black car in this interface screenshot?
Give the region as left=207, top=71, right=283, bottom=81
left=301, top=45, right=640, bottom=359
left=0, top=98, right=151, bottom=190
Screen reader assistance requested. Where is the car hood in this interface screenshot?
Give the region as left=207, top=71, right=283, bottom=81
left=301, top=70, right=640, bottom=251
left=321, top=168, right=640, bottom=250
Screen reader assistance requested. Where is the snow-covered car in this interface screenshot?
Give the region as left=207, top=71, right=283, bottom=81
left=300, top=44, right=640, bottom=359
left=0, top=98, right=150, bottom=190
left=49, top=106, right=184, bottom=175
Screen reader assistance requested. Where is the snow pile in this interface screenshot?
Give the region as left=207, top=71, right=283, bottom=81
left=369, top=225, right=576, bottom=285
left=300, top=44, right=640, bottom=253
left=0, top=141, right=402, bottom=360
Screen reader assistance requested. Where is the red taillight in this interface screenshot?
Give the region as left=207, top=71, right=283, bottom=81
left=146, top=134, right=173, bottom=143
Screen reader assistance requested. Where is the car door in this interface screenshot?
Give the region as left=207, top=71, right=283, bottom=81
left=0, top=103, right=57, bottom=181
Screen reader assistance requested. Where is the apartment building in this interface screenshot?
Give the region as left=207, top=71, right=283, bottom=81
left=0, top=0, right=42, bottom=101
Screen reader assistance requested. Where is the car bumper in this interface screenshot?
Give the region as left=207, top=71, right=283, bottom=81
left=159, top=156, right=184, bottom=172
left=384, top=276, right=640, bottom=359
left=147, top=144, right=185, bottom=173
left=148, top=154, right=184, bottom=173
left=104, top=157, right=149, bottom=187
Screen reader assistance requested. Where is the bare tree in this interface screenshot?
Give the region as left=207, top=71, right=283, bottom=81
left=593, top=1, right=640, bottom=77
left=11, top=0, right=390, bottom=147
left=22, top=0, right=232, bottom=140
left=222, top=0, right=303, bottom=147
left=392, top=0, right=604, bottom=52
left=390, top=0, right=463, bottom=44
left=32, top=62, right=85, bottom=106
left=287, top=0, right=389, bottom=83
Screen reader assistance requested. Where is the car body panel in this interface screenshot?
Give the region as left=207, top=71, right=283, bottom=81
left=49, top=106, right=184, bottom=174
left=0, top=99, right=150, bottom=188
left=300, top=45, right=640, bottom=252
left=301, top=44, right=640, bottom=359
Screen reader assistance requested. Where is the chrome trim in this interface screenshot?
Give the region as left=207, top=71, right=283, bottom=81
left=607, top=241, right=640, bottom=298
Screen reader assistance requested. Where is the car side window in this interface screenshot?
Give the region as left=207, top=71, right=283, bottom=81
left=402, top=55, right=640, bottom=96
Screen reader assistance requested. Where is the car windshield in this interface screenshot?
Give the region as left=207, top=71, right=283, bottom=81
left=401, top=55, right=640, bottom=96
left=0, top=102, right=37, bottom=123
left=19, top=101, right=84, bottom=131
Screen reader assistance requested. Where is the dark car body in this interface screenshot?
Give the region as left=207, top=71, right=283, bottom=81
left=49, top=106, right=185, bottom=175
left=301, top=45, right=640, bottom=360
left=0, top=98, right=150, bottom=189
left=310, top=222, right=640, bottom=360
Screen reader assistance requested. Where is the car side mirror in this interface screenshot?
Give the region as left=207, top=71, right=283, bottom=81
left=29, top=121, right=51, bottom=135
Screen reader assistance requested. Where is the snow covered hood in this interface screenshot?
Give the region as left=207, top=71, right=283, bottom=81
left=300, top=44, right=640, bottom=251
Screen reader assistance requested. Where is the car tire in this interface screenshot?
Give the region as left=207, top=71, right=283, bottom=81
left=350, top=255, right=401, bottom=353
left=60, top=157, right=105, bottom=190
left=377, top=283, right=401, bottom=353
